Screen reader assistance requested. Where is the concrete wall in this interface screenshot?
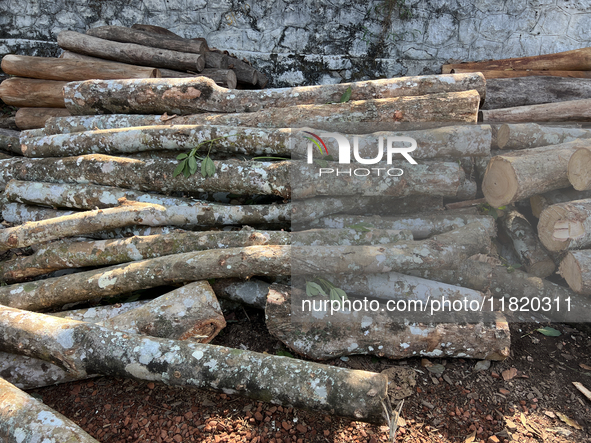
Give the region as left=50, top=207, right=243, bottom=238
left=1, top=0, right=591, bottom=87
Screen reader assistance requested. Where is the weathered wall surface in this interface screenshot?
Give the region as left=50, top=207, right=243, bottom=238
left=1, top=0, right=591, bottom=87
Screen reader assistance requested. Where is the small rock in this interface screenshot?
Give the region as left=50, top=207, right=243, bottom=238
left=323, top=430, right=330, bottom=437
left=474, top=360, right=491, bottom=371
left=282, top=421, right=292, bottom=431
left=296, top=424, right=307, bottom=433
left=421, top=400, right=435, bottom=409
left=147, top=382, right=155, bottom=390
left=544, top=410, right=556, bottom=419
left=254, top=412, right=263, bottom=421
left=499, top=388, right=510, bottom=395
left=487, top=436, right=500, bottom=443
left=505, top=420, right=517, bottom=432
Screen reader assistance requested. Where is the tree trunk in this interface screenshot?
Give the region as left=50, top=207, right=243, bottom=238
left=211, top=278, right=270, bottom=309
left=0, top=229, right=290, bottom=282
left=0, top=155, right=291, bottom=198
left=480, top=99, right=591, bottom=123
left=204, top=51, right=229, bottom=69
left=495, top=123, right=591, bottom=150
left=0, top=377, right=100, bottom=442
left=559, top=250, right=591, bottom=295
left=1, top=54, right=160, bottom=81
left=568, top=147, right=591, bottom=190
left=226, top=57, right=258, bottom=85
left=499, top=208, right=555, bottom=278
left=344, top=195, right=444, bottom=216
left=86, top=25, right=207, bottom=54
left=0, top=77, right=67, bottom=108
left=482, top=77, right=591, bottom=110
left=442, top=47, right=591, bottom=73
left=0, top=129, right=19, bottom=155
left=481, top=140, right=591, bottom=207
left=538, top=198, right=591, bottom=252
left=450, top=68, right=591, bottom=79
left=265, top=284, right=510, bottom=361
left=57, top=31, right=205, bottom=72
left=306, top=212, right=495, bottom=240
left=530, top=188, right=591, bottom=218
left=15, top=107, right=71, bottom=130
left=292, top=228, right=414, bottom=246
left=131, top=23, right=182, bottom=38
left=2, top=203, right=76, bottom=223
left=62, top=72, right=485, bottom=114
left=0, top=304, right=389, bottom=424
left=159, top=68, right=237, bottom=89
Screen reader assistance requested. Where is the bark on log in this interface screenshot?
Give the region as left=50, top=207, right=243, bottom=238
left=481, top=140, right=591, bottom=207
left=450, top=69, right=591, bottom=79
left=1, top=54, right=160, bottom=81
left=0, top=128, right=19, bottom=155
left=495, top=123, right=591, bottom=150
left=226, top=57, right=258, bottom=85
left=0, top=305, right=389, bottom=424
left=57, top=31, right=205, bottom=72
left=0, top=77, right=67, bottom=108
left=559, top=250, right=591, bottom=295
left=0, top=155, right=291, bottom=198
left=0, top=377, right=100, bottom=442
left=538, top=199, right=591, bottom=252
left=530, top=188, right=591, bottom=218
left=344, top=195, right=443, bottom=216
left=15, top=107, right=70, bottom=130
left=0, top=116, right=17, bottom=131
left=0, top=229, right=290, bottom=282
left=204, top=51, right=229, bottom=69
left=211, top=278, right=270, bottom=309
left=131, top=24, right=181, bottom=38
left=292, top=228, right=414, bottom=246
left=306, top=212, right=495, bottom=240
left=480, top=99, right=591, bottom=123
left=568, top=147, right=591, bottom=190
left=62, top=73, right=485, bottom=114
left=159, top=68, right=237, bottom=89
left=482, top=77, right=591, bottom=110
left=86, top=25, right=207, bottom=55
left=2, top=202, right=76, bottom=223
left=499, top=208, right=555, bottom=278
left=442, top=47, right=591, bottom=73
left=265, top=284, right=510, bottom=361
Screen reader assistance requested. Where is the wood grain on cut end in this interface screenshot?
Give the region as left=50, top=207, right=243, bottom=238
left=496, top=124, right=511, bottom=149
left=568, top=147, right=591, bottom=190
left=482, top=157, right=518, bottom=207
left=559, top=251, right=584, bottom=294
left=538, top=204, right=573, bottom=252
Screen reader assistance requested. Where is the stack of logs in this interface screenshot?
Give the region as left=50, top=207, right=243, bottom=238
left=0, top=23, right=268, bottom=130
left=443, top=46, right=591, bottom=118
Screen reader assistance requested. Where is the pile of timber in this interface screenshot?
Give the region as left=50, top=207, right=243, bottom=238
left=0, top=23, right=268, bottom=130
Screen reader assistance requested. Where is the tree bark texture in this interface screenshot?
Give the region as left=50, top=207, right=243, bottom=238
left=0, top=128, right=19, bottom=155
left=559, top=250, right=591, bottom=295
left=530, top=188, right=591, bottom=218
left=57, top=31, right=205, bottom=72
left=568, top=147, right=591, bottom=191
left=226, top=57, right=258, bottom=85
left=538, top=199, right=591, bottom=252
left=211, top=278, right=271, bottom=309
left=0, top=305, right=389, bottom=424
left=159, top=68, right=237, bottom=88
left=450, top=68, right=591, bottom=79
left=495, top=123, right=591, bottom=150
left=482, top=77, right=591, bottom=110
left=0, top=377, right=100, bottom=443
left=15, top=107, right=71, bottom=130
left=2, top=203, right=76, bottom=223
left=482, top=141, right=591, bottom=207
left=265, top=285, right=510, bottom=361
left=131, top=24, right=182, bottom=37
left=86, top=25, right=207, bottom=55
left=480, top=99, right=591, bottom=123
left=0, top=77, right=67, bottom=108
left=499, top=208, right=555, bottom=278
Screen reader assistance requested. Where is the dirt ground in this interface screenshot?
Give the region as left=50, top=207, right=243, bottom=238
left=31, top=307, right=591, bottom=443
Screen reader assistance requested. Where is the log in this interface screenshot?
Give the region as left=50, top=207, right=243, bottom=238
left=0, top=77, right=67, bottom=108
left=266, top=284, right=510, bottom=361
left=568, top=146, right=591, bottom=190
left=62, top=72, right=485, bottom=114
left=205, top=51, right=229, bottom=69
left=559, top=250, right=591, bottom=295
left=0, top=229, right=290, bottom=282
left=306, top=212, right=496, bottom=239
left=0, top=377, right=99, bottom=442
left=86, top=25, right=207, bottom=54
left=226, top=57, right=258, bottom=85
left=538, top=199, right=591, bottom=252
left=159, top=68, right=238, bottom=89
left=480, top=99, right=591, bottom=123
left=2, top=203, right=76, bottom=223
left=499, top=208, right=555, bottom=278
left=495, top=123, right=591, bottom=150
left=131, top=24, right=182, bottom=37
left=211, top=278, right=270, bottom=309
left=481, top=140, right=591, bottom=207
left=0, top=155, right=291, bottom=198
left=0, top=128, right=19, bottom=155
left=57, top=30, right=205, bottom=72
left=0, top=304, right=389, bottom=424
left=482, top=77, right=591, bottom=110
left=450, top=69, right=591, bottom=79
left=530, top=188, right=591, bottom=218
left=292, top=228, right=414, bottom=246
left=15, top=107, right=70, bottom=130
left=442, top=47, right=591, bottom=73
left=1, top=54, right=160, bottom=81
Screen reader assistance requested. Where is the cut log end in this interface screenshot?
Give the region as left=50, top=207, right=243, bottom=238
left=496, top=124, right=511, bottom=149
left=527, top=258, right=557, bottom=279
left=558, top=252, right=583, bottom=294
left=568, top=147, right=591, bottom=191
left=538, top=204, right=573, bottom=252
left=482, top=157, right=518, bottom=207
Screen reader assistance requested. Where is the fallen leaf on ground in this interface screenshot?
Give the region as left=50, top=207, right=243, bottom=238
left=544, top=410, right=556, bottom=418
left=580, top=363, right=591, bottom=371
left=502, top=367, right=517, bottom=381
left=536, top=326, right=561, bottom=336
left=464, top=430, right=476, bottom=443
left=556, top=412, right=582, bottom=430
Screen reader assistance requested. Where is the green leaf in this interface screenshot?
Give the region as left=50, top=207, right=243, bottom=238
left=339, top=86, right=352, bottom=103
left=276, top=350, right=294, bottom=358
left=324, top=155, right=335, bottom=161
left=182, top=163, right=191, bottom=178
left=498, top=206, right=507, bottom=210
left=348, top=222, right=373, bottom=232
left=306, top=281, right=323, bottom=297
left=333, top=287, right=348, bottom=301
left=536, top=327, right=561, bottom=337
left=314, top=158, right=328, bottom=168
left=176, top=153, right=189, bottom=160
left=173, top=160, right=187, bottom=178
left=201, top=156, right=216, bottom=177
left=188, top=155, right=198, bottom=175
